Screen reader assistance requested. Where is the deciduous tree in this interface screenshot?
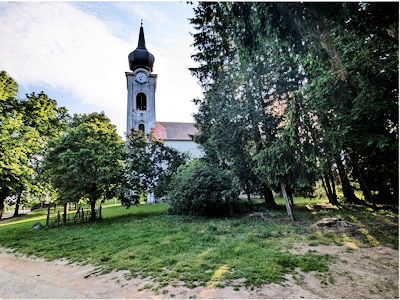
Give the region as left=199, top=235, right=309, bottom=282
left=120, top=129, right=187, bottom=207
left=43, top=112, right=124, bottom=221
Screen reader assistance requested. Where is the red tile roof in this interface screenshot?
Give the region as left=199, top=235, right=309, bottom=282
left=152, top=122, right=197, bottom=141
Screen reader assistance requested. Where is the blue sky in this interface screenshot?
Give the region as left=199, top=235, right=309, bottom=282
left=0, top=2, right=202, bottom=136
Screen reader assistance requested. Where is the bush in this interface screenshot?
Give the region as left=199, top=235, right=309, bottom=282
left=168, top=159, right=239, bottom=216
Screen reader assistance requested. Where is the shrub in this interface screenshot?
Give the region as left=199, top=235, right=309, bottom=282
left=168, top=159, right=239, bottom=216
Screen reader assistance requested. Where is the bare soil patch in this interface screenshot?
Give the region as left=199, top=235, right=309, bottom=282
left=287, top=243, right=399, bottom=299
left=0, top=243, right=398, bottom=299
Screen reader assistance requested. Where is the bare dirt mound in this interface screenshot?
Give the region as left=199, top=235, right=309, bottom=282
left=314, top=217, right=364, bottom=236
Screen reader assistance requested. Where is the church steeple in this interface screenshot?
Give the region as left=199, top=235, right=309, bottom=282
left=128, top=23, right=155, bottom=72
left=137, top=21, right=146, bottom=49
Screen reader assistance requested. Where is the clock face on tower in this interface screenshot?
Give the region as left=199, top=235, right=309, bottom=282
left=135, top=71, right=148, bottom=84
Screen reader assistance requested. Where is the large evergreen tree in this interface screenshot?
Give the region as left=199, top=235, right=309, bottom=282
left=189, top=2, right=398, bottom=206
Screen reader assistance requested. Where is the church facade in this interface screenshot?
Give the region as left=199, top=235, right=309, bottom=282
left=126, top=24, right=203, bottom=159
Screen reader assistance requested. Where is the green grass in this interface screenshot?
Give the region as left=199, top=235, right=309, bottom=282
left=0, top=197, right=397, bottom=289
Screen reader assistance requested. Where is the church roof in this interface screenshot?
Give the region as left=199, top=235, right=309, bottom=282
left=152, top=122, right=197, bottom=141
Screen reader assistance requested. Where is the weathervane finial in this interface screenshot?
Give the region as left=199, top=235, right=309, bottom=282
left=141, top=19, right=143, bottom=27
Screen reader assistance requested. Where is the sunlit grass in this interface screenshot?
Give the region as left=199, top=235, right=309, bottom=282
left=0, top=198, right=397, bottom=290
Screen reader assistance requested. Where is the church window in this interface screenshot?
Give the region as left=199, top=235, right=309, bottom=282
left=136, top=93, right=147, bottom=110
left=138, top=123, right=145, bottom=132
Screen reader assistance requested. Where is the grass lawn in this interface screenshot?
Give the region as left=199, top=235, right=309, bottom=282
left=0, top=198, right=397, bottom=290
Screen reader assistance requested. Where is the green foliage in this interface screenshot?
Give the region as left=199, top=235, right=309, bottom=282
left=121, top=129, right=187, bottom=207
left=189, top=3, right=398, bottom=206
left=0, top=70, right=18, bottom=104
left=0, top=71, right=68, bottom=217
left=0, top=71, right=25, bottom=213
left=42, top=112, right=124, bottom=221
left=168, top=159, right=239, bottom=216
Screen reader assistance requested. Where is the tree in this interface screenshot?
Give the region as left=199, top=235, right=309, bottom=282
left=190, top=3, right=306, bottom=209
left=120, top=129, right=187, bottom=207
left=43, top=112, right=124, bottom=221
left=0, top=71, right=43, bottom=218
left=189, top=2, right=398, bottom=208
left=0, top=71, right=19, bottom=218
left=11, top=92, right=69, bottom=217
left=272, top=2, right=398, bottom=204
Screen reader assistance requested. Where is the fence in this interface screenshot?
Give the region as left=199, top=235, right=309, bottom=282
left=46, top=204, right=102, bottom=227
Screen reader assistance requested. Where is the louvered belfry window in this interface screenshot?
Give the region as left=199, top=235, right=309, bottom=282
left=136, top=93, right=147, bottom=110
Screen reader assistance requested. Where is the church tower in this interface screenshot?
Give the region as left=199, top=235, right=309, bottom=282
left=126, top=24, right=157, bottom=135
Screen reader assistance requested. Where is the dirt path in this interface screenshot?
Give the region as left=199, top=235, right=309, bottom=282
left=0, top=245, right=398, bottom=299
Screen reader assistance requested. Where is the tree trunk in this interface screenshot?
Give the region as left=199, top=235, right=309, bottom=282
left=328, top=169, right=336, bottom=197
left=228, top=203, right=234, bottom=217
left=63, top=203, right=68, bottom=224
left=375, top=180, right=394, bottom=204
left=287, top=187, right=294, bottom=206
left=46, top=204, right=50, bottom=226
left=335, top=155, right=362, bottom=204
left=90, top=201, right=96, bottom=222
left=263, top=185, right=277, bottom=208
left=57, top=211, right=60, bottom=227
left=13, top=188, right=23, bottom=217
left=0, top=200, right=4, bottom=220
left=322, top=174, right=340, bottom=206
left=321, top=176, right=329, bottom=195
left=280, top=180, right=294, bottom=222
left=350, top=153, right=374, bottom=205
left=245, top=184, right=251, bottom=201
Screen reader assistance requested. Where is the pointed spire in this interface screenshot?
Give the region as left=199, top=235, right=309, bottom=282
left=137, top=21, right=146, bottom=49
left=128, top=22, right=154, bottom=72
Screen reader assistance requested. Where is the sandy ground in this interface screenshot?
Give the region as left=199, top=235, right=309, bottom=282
left=0, top=244, right=398, bottom=299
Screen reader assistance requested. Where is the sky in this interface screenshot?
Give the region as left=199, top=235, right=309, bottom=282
left=0, top=1, right=203, bottom=137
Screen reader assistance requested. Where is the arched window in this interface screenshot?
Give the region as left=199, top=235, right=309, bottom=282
left=138, top=123, right=145, bottom=132
left=136, top=93, right=147, bottom=110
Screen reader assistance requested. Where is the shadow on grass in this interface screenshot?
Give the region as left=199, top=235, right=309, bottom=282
left=101, top=210, right=166, bottom=224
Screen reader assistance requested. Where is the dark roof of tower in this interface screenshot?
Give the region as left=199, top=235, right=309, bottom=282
left=128, top=25, right=155, bottom=72
left=152, top=122, right=197, bottom=141
left=137, top=25, right=146, bottom=49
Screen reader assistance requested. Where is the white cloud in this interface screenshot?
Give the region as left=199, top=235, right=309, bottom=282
left=0, top=2, right=202, bottom=137
left=149, top=37, right=202, bottom=123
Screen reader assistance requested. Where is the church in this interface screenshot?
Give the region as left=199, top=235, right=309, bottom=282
left=125, top=24, right=202, bottom=159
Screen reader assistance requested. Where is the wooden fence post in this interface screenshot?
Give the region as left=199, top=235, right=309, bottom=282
left=81, top=207, right=84, bottom=223
left=99, top=205, right=102, bottom=220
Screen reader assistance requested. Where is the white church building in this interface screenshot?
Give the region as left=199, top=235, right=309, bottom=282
left=126, top=24, right=203, bottom=161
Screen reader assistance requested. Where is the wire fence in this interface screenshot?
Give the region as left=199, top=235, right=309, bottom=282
left=46, top=204, right=102, bottom=227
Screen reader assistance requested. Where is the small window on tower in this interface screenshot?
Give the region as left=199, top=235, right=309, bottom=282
left=136, top=93, right=147, bottom=110
left=138, top=124, right=145, bottom=132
